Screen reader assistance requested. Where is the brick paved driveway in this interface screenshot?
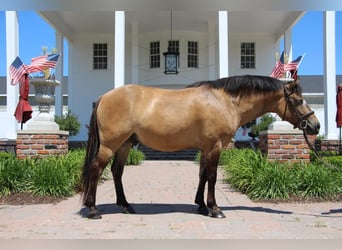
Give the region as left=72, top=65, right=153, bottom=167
left=0, top=161, right=341, bottom=238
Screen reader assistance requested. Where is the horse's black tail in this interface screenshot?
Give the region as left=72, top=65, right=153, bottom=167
left=81, top=98, right=101, bottom=205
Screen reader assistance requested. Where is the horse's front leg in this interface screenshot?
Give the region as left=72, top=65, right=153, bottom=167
left=206, top=146, right=225, bottom=219
left=195, top=152, right=209, bottom=216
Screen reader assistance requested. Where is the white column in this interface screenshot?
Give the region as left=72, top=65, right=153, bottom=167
left=114, top=11, right=125, bottom=88
left=5, top=11, right=19, bottom=139
left=218, top=11, right=229, bottom=78
left=208, top=21, right=215, bottom=80
left=274, top=39, right=280, bottom=56
left=131, top=21, right=139, bottom=84
left=55, top=31, right=64, bottom=116
left=323, top=11, right=337, bottom=140
left=284, top=28, right=293, bottom=62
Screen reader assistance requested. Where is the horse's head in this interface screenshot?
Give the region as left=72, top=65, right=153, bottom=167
left=282, top=79, right=320, bottom=135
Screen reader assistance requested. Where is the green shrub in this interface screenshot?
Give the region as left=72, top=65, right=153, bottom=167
left=221, top=148, right=342, bottom=201
left=195, top=149, right=245, bottom=166
left=296, top=163, right=340, bottom=199
left=55, top=110, right=81, bottom=137
left=218, top=149, right=235, bottom=166
left=0, top=151, right=15, bottom=161
left=0, top=158, right=32, bottom=196
left=249, top=163, right=296, bottom=200
left=223, top=149, right=267, bottom=194
left=250, top=114, right=274, bottom=137
left=29, top=157, right=75, bottom=198
left=322, top=155, right=342, bottom=169
left=126, top=148, right=145, bottom=165
left=58, top=149, right=84, bottom=192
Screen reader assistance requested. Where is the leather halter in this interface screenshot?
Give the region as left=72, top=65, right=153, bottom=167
left=283, top=85, right=314, bottom=130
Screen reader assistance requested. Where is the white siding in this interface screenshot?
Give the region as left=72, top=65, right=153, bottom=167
left=229, top=34, right=276, bottom=76
left=68, top=34, right=114, bottom=141
left=133, top=30, right=210, bottom=87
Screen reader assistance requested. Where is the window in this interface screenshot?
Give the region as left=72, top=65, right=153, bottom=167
left=188, top=41, right=198, bottom=68
left=150, top=41, right=160, bottom=68
left=240, top=42, right=255, bottom=69
left=93, top=43, right=108, bottom=70
left=168, top=40, right=179, bottom=53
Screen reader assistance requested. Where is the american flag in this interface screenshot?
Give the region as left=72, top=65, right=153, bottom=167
left=27, top=54, right=59, bottom=73
left=283, top=55, right=303, bottom=72
left=270, top=60, right=284, bottom=78
left=9, top=56, right=28, bottom=85
left=270, top=54, right=304, bottom=79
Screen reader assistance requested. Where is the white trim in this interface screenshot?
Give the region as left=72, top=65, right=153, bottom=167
left=131, top=21, right=139, bottom=84
left=5, top=11, right=19, bottom=139
left=218, top=11, right=229, bottom=78
left=208, top=20, right=216, bottom=80
left=55, top=31, right=64, bottom=116
left=114, top=11, right=125, bottom=88
left=323, top=11, right=337, bottom=139
left=284, top=28, right=293, bottom=62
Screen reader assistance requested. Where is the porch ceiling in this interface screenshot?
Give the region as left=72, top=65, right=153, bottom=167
left=39, top=10, right=303, bottom=41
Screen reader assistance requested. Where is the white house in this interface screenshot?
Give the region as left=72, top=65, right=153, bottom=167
left=2, top=1, right=339, bottom=143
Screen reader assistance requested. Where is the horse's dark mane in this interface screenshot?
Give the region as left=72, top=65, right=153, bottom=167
left=187, top=75, right=285, bottom=96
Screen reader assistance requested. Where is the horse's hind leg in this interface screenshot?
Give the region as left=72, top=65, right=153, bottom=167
left=84, top=145, right=113, bottom=219
left=111, top=141, right=135, bottom=214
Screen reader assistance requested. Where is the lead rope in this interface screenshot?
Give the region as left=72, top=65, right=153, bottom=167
left=303, top=129, right=340, bottom=170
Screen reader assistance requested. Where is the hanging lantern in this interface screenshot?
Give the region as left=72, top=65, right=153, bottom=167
left=163, top=11, right=179, bottom=75
left=163, top=49, right=179, bottom=74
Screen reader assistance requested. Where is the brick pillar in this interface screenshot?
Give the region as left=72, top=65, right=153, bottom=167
left=16, top=130, right=69, bottom=159
left=259, top=130, right=316, bottom=163
left=319, top=139, right=341, bottom=152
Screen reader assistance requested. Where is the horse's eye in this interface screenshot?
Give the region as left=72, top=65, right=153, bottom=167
left=296, top=99, right=304, bottom=105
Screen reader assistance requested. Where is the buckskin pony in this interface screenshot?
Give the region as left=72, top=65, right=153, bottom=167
left=82, top=75, right=320, bottom=219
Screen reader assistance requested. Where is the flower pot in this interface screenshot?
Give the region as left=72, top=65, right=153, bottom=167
left=31, top=79, right=60, bottom=113
left=26, top=79, right=61, bottom=131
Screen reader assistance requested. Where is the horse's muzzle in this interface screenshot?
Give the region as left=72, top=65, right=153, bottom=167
left=304, top=120, right=320, bottom=135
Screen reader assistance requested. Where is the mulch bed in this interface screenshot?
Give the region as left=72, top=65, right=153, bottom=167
left=252, top=193, right=342, bottom=204
left=0, top=192, right=66, bottom=205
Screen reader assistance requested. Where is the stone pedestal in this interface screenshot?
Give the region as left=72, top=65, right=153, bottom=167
left=15, top=79, right=70, bottom=159
left=259, top=129, right=316, bottom=164
left=16, top=130, right=69, bottom=159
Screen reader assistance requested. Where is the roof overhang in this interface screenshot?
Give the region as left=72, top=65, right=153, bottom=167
left=1, top=0, right=338, bottom=11
left=38, top=10, right=303, bottom=42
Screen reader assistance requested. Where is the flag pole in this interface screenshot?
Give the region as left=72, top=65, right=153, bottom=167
left=294, top=53, right=305, bottom=75
left=339, top=126, right=342, bottom=155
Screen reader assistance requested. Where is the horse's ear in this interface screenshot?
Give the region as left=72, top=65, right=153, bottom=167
left=286, top=78, right=302, bottom=95
left=286, top=78, right=298, bottom=88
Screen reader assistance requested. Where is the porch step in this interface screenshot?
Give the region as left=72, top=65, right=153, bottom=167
left=137, top=144, right=198, bottom=161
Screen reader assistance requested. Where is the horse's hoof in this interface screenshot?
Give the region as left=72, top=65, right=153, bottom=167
left=197, top=206, right=209, bottom=216
left=208, top=208, right=226, bottom=219
left=122, top=205, right=136, bottom=214
left=88, top=208, right=102, bottom=219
